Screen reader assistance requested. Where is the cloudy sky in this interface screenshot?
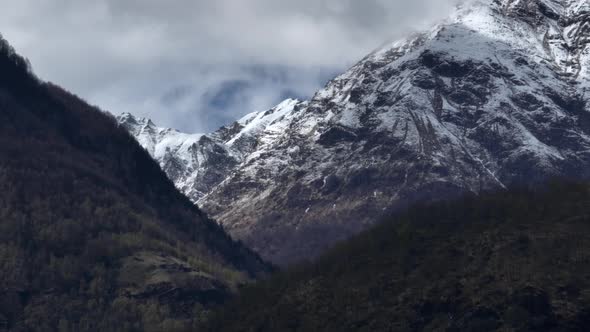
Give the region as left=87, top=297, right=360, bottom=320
left=0, top=0, right=460, bottom=132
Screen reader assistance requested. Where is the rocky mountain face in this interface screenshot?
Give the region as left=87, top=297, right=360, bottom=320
left=117, top=98, right=301, bottom=203
left=120, top=0, right=590, bottom=266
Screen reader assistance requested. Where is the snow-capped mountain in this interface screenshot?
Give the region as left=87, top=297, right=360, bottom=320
left=117, top=98, right=302, bottom=203
left=120, top=0, right=590, bottom=266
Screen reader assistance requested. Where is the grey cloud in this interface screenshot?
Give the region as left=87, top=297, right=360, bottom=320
left=0, top=0, right=460, bottom=132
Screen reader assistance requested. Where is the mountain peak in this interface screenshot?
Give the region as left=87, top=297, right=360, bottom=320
left=117, top=111, right=138, bottom=124
left=116, top=98, right=306, bottom=203
left=121, top=0, right=590, bottom=265
left=117, top=112, right=156, bottom=128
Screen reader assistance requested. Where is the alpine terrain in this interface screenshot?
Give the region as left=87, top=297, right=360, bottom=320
left=119, top=0, right=590, bottom=265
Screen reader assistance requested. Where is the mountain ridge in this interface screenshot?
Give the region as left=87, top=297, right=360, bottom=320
left=120, top=0, right=590, bottom=265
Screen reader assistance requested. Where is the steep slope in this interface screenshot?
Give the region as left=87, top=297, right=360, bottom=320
left=204, top=181, right=590, bottom=332
left=0, top=36, right=269, bottom=332
left=122, top=0, right=590, bottom=265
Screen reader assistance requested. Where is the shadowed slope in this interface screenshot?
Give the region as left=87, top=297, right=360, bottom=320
left=205, top=181, right=590, bottom=331
left=0, top=36, right=270, bottom=331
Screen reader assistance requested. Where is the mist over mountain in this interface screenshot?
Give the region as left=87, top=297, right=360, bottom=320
left=0, top=0, right=461, bottom=133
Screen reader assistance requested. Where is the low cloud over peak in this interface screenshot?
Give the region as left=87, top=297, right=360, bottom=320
left=0, top=0, right=460, bottom=132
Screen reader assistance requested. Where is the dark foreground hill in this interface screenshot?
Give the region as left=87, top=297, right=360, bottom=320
left=205, top=181, right=590, bottom=332
left=0, top=36, right=269, bottom=331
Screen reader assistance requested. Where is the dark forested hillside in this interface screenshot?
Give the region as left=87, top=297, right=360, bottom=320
left=0, top=35, right=270, bottom=331
left=205, top=181, right=590, bottom=332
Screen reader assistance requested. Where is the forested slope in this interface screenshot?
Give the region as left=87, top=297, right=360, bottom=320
left=206, top=181, right=590, bottom=331
left=0, top=36, right=269, bottom=332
